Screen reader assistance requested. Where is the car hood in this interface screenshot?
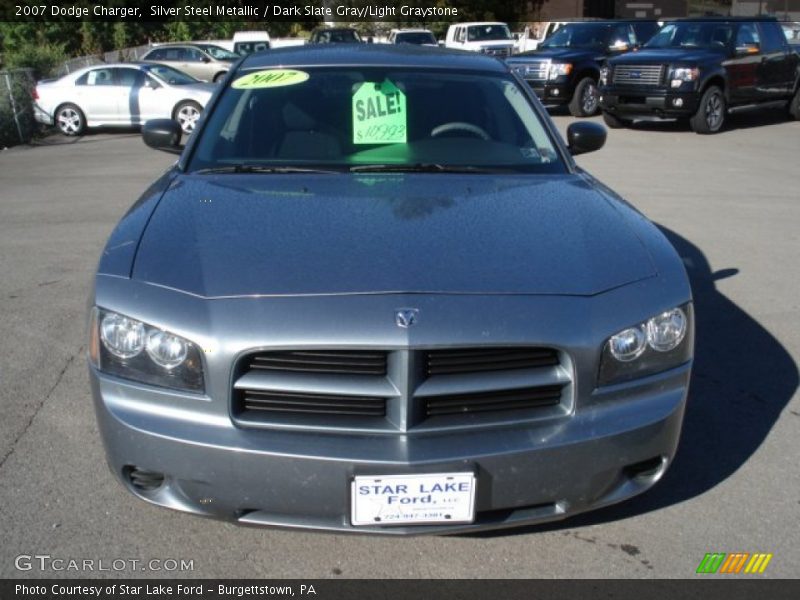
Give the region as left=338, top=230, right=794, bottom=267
left=609, top=47, right=727, bottom=64
left=132, top=174, right=656, bottom=298
left=510, top=47, right=603, bottom=62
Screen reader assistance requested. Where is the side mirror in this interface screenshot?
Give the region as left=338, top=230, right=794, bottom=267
left=145, top=78, right=161, bottom=90
left=201, top=56, right=211, bottom=63
left=143, top=119, right=182, bottom=154
left=735, top=43, right=759, bottom=56
left=567, top=121, right=606, bottom=156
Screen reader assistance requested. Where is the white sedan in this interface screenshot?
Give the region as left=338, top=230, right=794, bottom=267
left=34, top=62, right=216, bottom=136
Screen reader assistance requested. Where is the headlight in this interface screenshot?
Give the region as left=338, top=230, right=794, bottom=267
left=548, top=62, right=572, bottom=80
left=89, top=308, right=204, bottom=392
left=670, top=67, right=699, bottom=88
left=598, top=303, right=693, bottom=386
left=599, top=66, right=609, bottom=86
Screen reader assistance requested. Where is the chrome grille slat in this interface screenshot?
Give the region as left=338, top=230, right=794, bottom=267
left=510, top=59, right=549, bottom=82
left=611, top=64, right=665, bottom=86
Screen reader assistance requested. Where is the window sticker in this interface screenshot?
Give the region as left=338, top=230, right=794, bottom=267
left=352, top=80, right=407, bottom=145
left=231, top=69, right=310, bottom=90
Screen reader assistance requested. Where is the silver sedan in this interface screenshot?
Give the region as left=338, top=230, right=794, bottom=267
left=34, top=62, right=215, bottom=136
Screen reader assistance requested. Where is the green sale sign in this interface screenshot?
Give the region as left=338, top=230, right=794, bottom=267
left=352, top=80, right=407, bottom=145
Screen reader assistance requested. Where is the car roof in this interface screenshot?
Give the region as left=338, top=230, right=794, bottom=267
left=452, top=22, right=508, bottom=27
left=238, top=44, right=508, bottom=73
left=664, top=16, right=778, bottom=22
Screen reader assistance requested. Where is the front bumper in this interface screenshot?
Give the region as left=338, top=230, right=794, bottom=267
left=525, top=81, right=572, bottom=106
left=600, top=87, right=700, bottom=119
left=91, top=362, right=689, bottom=535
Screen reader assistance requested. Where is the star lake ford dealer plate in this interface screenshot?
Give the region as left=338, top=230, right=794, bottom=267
left=351, top=472, right=476, bottom=526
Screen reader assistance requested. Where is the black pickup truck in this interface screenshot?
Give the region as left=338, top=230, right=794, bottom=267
left=599, top=18, right=800, bottom=133
left=506, top=20, right=660, bottom=117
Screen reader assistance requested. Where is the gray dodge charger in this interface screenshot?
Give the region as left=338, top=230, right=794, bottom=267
left=88, top=45, right=693, bottom=534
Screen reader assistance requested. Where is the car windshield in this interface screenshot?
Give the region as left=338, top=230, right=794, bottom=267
left=646, top=22, right=734, bottom=49
left=188, top=67, right=564, bottom=174
left=467, top=25, right=512, bottom=42
left=197, top=44, right=239, bottom=60
left=145, top=64, right=199, bottom=85
left=317, top=30, right=362, bottom=43
left=539, top=23, right=613, bottom=49
left=395, top=32, right=437, bottom=45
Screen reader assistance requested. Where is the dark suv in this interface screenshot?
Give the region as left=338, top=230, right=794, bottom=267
left=600, top=18, right=800, bottom=133
left=308, top=28, right=363, bottom=44
left=506, top=20, right=660, bottom=117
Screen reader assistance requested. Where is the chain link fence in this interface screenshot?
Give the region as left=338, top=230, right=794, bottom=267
left=54, top=44, right=153, bottom=77
left=0, top=68, right=36, bottom=148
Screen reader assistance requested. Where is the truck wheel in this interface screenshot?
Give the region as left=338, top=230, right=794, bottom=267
left=690, top=85, right=725, bottom=134
left=569, top=77, right=600, bottom=117
left=789, top=86, right=800, bottom=120
left=602, top=111, right=629, bottom=129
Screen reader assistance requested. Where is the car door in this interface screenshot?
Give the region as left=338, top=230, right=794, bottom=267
left=180, top=47, right=213, bottom=81
left=73, top=67, right=123, bottom=123
left=112, top=67, right=164, bottom=125
left=728, top=23, right=763, bottom=104
left=757, top=21, right=796, bottom=97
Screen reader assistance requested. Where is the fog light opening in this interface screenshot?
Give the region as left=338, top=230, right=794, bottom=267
left=125, top=466, right=166, bottom=492
left=624, top=456, right=667, bottom=482
left=673, top=98, right=684, bottom=107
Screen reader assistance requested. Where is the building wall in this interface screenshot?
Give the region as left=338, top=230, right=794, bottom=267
left=615, top=0, right=689, bottom=18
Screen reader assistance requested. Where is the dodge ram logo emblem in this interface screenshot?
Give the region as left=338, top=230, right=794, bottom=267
left=395, top=308, right=419, bottom=328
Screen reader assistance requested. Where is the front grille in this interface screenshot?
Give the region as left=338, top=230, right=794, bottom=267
left=511, top=60, right=549, bottom=82
left=425, top=385, right=564, bottom=416
left=482, top=46, right=511, bottom=57
left=232, top=346, right=572, bottom=433
left=612, top=64, right=665, bottom=87
left=426, top=347, right=559, bottom=375
left=240, top=389, right=386, bottom=417
left=247, top=350, right=387, bottom=375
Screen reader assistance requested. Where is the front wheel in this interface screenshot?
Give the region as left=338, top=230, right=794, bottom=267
left=690, top=86, right=725, bottom=134
left=55, top=103, right=85, bottom=136
left=173, top=101, right=202, bottom=135
left=569, top=77, right=600, bottom=117
left=602, top=111, right=629, bottom=129
left=788, top=86, right=800, bottom=120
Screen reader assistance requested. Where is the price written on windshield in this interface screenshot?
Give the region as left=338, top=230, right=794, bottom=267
left=352, top=80, right=407, bottom=145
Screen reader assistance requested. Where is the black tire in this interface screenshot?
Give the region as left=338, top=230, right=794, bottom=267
left=690, top=85, right=725, bottom=134
left=213, top=71, right=227, bottom=83
left=568, top=77, right=600, bottom=117
left=54, top=103, right=86, bottom=136
left=602, top=111, right=628, bottom=129
left=789, top=86, right=800, bottom=120
left=173, top=101, right=203, bottom=135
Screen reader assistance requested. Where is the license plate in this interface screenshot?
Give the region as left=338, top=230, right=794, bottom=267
left=351, top=472, right=476, bottom=526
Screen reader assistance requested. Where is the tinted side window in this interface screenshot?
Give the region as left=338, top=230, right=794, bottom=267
left=114, top=68, right=145, bottom=88
left=146, top=48, right=165, bottom=60
left=758, top=22, right=787, bottom=53
left=736, top=23, right=761, bottom=48
left=76, top=68, right=114, bottom=86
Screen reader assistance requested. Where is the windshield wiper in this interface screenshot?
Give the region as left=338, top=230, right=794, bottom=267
left=194, top=165, right=342, bottom=175
left=349, top=163, right=509, bottom=174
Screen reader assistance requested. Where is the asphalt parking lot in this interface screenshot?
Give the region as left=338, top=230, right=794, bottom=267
left=1, top=110, right=798, bottom=579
